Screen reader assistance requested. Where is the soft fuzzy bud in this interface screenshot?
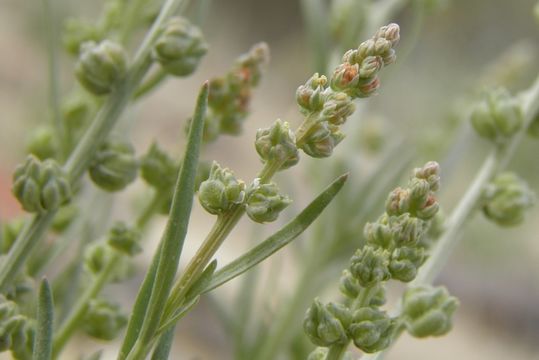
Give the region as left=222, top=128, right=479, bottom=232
left=296, top=73, right=328, bottom=113
left=198, top=162, right=245, bottom=215
left=374, top=23, right=401, bottom=47
left=349, top=247, right=390, bottom=287
left=385, top=187, right=411, bottom=216
left=389, top=246, right=426, bottom=282
left=82, top=299, right=127, bottom=341
left=349, top=307, right=395, bottom=353
left=75, top=40, right=127, bottom=95
left=107, top=222, right=141, bottom=256
left=140, top=142, right=178, bottom=189
left=84, top=242, right=113, bottom=275
left=339, top=269, right=360, bottom=299
left=391, top=214, right=425, bottom=246
left=321, top=91, right=355, bottom=125
left=26, top=127, right=57, bottom=160
left=364, top=215, right=393, bottom=249
left=402, top=285, right=459, bottom=338
left=245, top=181, right=291, bottom=223
left=482, top=172, right=535, bottom=226
left=255, top=119, right=299, bottom=170
left=88, top=138, right=138, bottom=192
left=152, top=17, right=208, bottom=76
left=413, top=161, right=440, bottom=191
left=232, top=42, right=270, bottom=87
left=300, top=122, right=345, bottom=158
left=330, top=62, right=361, bottom=96
left=470, top=88, right=523, bottom=143
left=12, top=155, right=71, bottom=213
left=303, top=299, right=348, bottom=347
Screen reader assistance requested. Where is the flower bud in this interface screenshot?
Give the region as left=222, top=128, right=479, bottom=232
left=349, top=247, right=390, bottom=287
left=330, top=62, right=361, bottom=95
left=26, top=127, right=57, bottom=160
left=75, top=40, right=128, bottom=95
left=303, top=299, right=348, bottom=347
left=84, top=242, right=112, bottom=275
left=198, top=162, right=245, bottom=215
left=349, top=307, right=394, bottom=353
left=12, top=155, right=71, bottom=213
left=402, top=285, right=459, bottom=338
left=413, top=161, right=440, bottom=192
left=296, top=73, right=328, bottom=113
left=321, top=91, right=355, bottom=125
left=51, top=204, right=78, bottom=233
left=339, top=269, right=360, bottom=299
left=255, top=119, right=299, bottom=170
left=307, top=347, right=328, bottom=360
left=88, top=138, right=138, bottom=192
left=385, top=187, right=411, bottom=216
left=470, top=88, right=523, bottom=143
left=300, top=122, right=345, bottom=158
left=232, top=42, right=270, bottom=87
left=369, top=286, right=387, bottom=307
left=389, top=246, right=426, bottom=282
left=364, top=214, right=393, bottom=249
left=62, top=18, right=103, bottom=55
left=245, top=181, right=291, bottom=223
left=391, top=214, right=425, bottom=246
left=82, top=299, right=127, bottom=340
left=152, top=17, right=208, bottom=76
left=482, top=172, right=535, bottom=226
left=107, top=222, right=141, bottom=256
left=374, top=23, right=400, bottom=47
left=140, top=142, right=178, bottom=189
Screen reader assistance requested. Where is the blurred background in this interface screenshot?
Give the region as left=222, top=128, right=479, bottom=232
left=0, top=0, right=538, bottom=359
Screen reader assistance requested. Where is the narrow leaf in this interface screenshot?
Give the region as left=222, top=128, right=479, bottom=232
left=33, top=278, right=54, bottom=360
left=119, top=82, right=209, bottom=359
left=203, top=173, right=348, bottom=293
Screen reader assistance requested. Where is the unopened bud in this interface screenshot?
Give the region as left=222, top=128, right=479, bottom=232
left=198, top=162, right=245, bottom=215
left=140, top=142, right=178, bottom=189
left=321, top=91, right=355, bottom=125
left=82, top=299, right=127, bottom=340
left=349, top=307, right=394, bottom=353
left=107, top=222, right=141, bottom=256
left=255, top=119, right=299, bottom=170
left=389, top=246, right=426, bottom=282
left=349, top=247, right=390, bottom=287
left=296, top=73, right=328, bottom=113
left=304, top=299, right=348, bottom=347
left=300, top=122, right=345, bottom=158
left=245, top=181, right=291, bottom=223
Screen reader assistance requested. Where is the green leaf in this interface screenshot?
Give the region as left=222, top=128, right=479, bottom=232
left=119, top=82, right=209, bottom=359
left=33, top=278, right=54, bottom=360
left=203, top=173, right=348, bottom=293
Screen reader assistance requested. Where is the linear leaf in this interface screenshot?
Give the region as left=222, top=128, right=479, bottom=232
left=33, top=278, right=54, bottom=360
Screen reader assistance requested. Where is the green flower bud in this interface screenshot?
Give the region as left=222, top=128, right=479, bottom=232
left=10, top=320, right=35, bottom=360
left=402, top=285, right=459, bottom=338
left=82, top=299, right=127, bottom=341
left=389, top=246, right=426, bottom=282
left=527, top=111, right=539, bottom=138
left=1, top=219, right=23, bottom=254
left=107, top=222, right=141, bottom=256
left=321, top=91, right=355, bottom=125
left=339, top=269, right=360, bottom=299
left=12, top=155, right=71, bottom=213
left=63, top=18, right=103, bottom=55
left=385, top=187, right=411, bottom=216
left=482, top=172, right=535, bottom=226
left=349, top=247, right=390, bottom=287
left=84, top=242, right=112, bottom=275
left=413, top=161, right=440, bottom=192
left=198, top=162, right=245, bottom=215
left=245, top=181, right=291, bottom=223
left=307, top=347, right=328, bottom=360
left=300, top=122, right=345, bottom=158
left=195, top=161, right=212, bottom=192
left=470, top=88, right=523, bottom=143
left=304, top=299, right=348, bottom=347
left=25, top=126, right=57, bottom=160
left=364, top=215, right=393, bottom=249
left=369, top=286, right=387, bottom=307
left=255, top=119, right=299, bottom=170
left=390, top=214, right=426, bottom=247
left=140, top=142, right=178, bottom=189
left=232, top=42, right=270, bottom=87
left=75, top=40, right=128, bottom=95
left=152, top=17, right=208, bottom=76
left=0, top=295, right=30, bottom=353
left=373, top=23, right=401, bottom=48
left=88, top=138, right=138, bottom=192
left=51, top=204, right=79, bottom=233
left=349, top=307, right=395, bottom=353
left=296, top=73, right=328, bottom=113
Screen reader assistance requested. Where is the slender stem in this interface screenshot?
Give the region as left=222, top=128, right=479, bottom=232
left=52, top=252, right=121, bottom=356
left=43, top=0, right=68, bottom=160
left=133, top=69, right=168, bottom=100
left=295, top=113, right=320, bottom=148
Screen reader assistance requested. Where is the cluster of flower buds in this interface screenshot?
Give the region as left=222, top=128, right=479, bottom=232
left=305, top=162, right=456, bottom=357
left=470, top=88, right=523, bottom=143
left=25, top=126, right=57, bottom=161
left=75, top=40, right=128, bottom=95
left=245, top=180, right=291, bottom=223
left=202, top=43, right=270, bottom=142
left=12, top=155, right=71, bottom=213
left=107, top=221, right=141, bottom=256
left=152, top=17, right=208, bottom=76
left=198, top=162, right=245, bottom=215
left=84, top=241, right=132, bottom=283
left=88, top=137, right=138, bottom=192
left=402, top=285, right=459, bottom=338
left=140, top=142, right=178, bottom=190
left=295, top=24, right=399, bottom=158
left=481, top=172, right=535, bottom=226
left=255, top=119, right=299, bottom=170
left=0, top=295, right=35, bottom=359
left=82, top=298, right=128, bottom=341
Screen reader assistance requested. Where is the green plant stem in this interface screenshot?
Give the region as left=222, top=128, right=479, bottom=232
left=52, top=252, right=121, bottom=356
left=0, top=0, right=190, bottom=293
left=133, top=69, right=168, bottom=100
left=362, top=74, right=539, bottom=360
left=295, top=113, right=321, bottom=148
left=43, top=0, right=67, bottom=160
